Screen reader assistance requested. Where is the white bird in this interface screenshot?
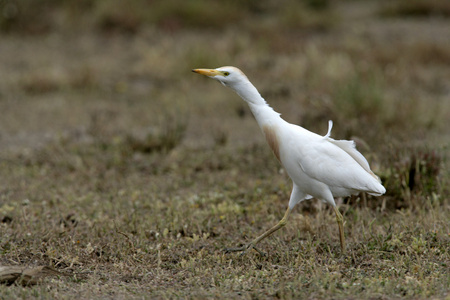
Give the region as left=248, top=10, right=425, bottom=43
left=192, top=66, right=386, bottom=255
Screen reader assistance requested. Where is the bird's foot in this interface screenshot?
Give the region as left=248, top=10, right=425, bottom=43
left=224, top=243, right=266, bottom=257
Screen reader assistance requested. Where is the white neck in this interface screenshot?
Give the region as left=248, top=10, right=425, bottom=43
left=232, top=80, right=265, bottom=105
left=231, top=80, right=282, bottom=128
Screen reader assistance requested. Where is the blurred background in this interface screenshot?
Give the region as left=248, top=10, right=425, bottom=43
left=0, top=0, right=449, bottom=210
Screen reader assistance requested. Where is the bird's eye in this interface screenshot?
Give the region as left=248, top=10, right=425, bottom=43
left=223, top=72, right=230, bottom=76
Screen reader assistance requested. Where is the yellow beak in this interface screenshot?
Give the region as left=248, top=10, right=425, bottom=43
left=192, top=68, right=223, bottom=77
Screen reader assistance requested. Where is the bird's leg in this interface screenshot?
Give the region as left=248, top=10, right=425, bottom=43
left=224, top=208, right=292, bottom=256
left=333, top=206, right=345, bottom=253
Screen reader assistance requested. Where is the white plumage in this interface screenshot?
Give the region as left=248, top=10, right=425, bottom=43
left=193, top=66, right=385, bottom=255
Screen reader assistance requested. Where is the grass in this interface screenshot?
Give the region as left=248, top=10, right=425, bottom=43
left=1, top=0, right=450, bottom=299
left=380, top=0, right=450, bottom=18
left=0, top=0, right=337, bottom=34
left=0, top=141, right=448, bottom=298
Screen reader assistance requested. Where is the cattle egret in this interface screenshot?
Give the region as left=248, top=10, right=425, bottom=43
left=192, top=66, right=386, bottom=255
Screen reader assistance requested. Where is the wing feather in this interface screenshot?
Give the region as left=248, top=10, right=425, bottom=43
left=287, top=122, right=384, bottom=195
left=322, top=120, right=381, bottom=183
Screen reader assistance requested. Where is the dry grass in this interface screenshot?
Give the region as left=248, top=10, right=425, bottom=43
left=1, top=0, right=449, bottom=299
left=0, top=0, right=336, bottom=34
left=380, top=0, right=450, bottom=18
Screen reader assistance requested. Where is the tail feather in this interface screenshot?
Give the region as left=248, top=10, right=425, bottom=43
left=367, top=177, right=386, bottom=196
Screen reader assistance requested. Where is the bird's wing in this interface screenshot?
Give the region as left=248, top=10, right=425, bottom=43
left=322, top=120, right=381, bottom=183
left=325, top=138, right=380, bottom=182
left=297, top=141, right=375, bottom=192
left=289, top=125, right=381, bottom=192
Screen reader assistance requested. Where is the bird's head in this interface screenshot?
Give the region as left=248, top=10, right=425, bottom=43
left=192, top=66, right=248, bottom=88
